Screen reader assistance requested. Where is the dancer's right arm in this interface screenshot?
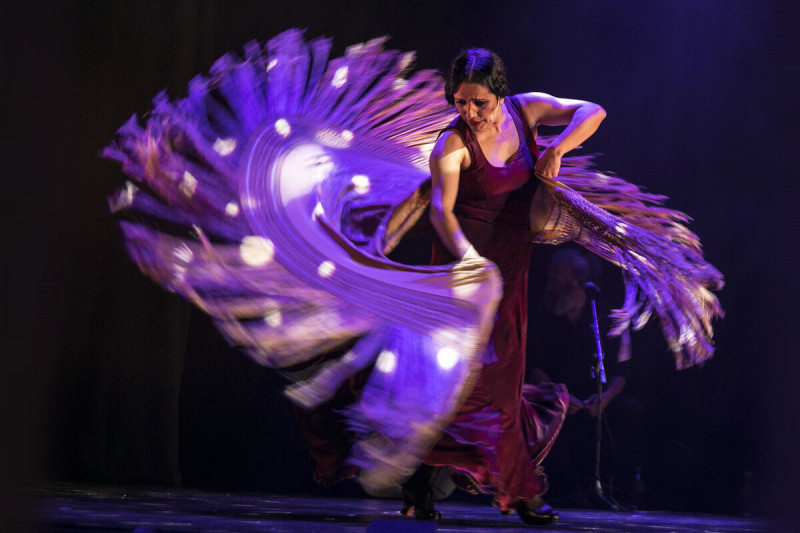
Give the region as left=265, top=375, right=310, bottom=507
left=429, top=131, right=478, bottom=260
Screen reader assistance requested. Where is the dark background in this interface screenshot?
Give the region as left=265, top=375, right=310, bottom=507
left=5, top=0, right=797, bottom=524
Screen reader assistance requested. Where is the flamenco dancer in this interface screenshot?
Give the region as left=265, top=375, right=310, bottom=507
left=403, top=48, right=605, bottom=525
left=104, top=30, right=723, bottom=527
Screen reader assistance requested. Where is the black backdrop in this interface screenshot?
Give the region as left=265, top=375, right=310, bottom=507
left=5, top=0, right=798, bottom=523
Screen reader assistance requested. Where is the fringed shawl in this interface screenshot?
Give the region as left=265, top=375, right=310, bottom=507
left=103, top=29, right=723, bottom=490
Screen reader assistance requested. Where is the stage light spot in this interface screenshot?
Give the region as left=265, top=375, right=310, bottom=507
left=225, top=202, right=240, bottom=217
left=318, top=260, right=336, bottom=278
left=376, top=350, right=397, bottom=373
left=266, top=58, right=278, bottom=72
left=180, top=171, right=198, bottom=197
left=341, top=130, right=353, bottom=142
left=264, top=309, right=282, bottom=327
left=393, top=78, right=408, bottom=90
left=332, top=66, right=348, bottom=88
left=275, top=119, right=291, bottom=137
left=436, top=347, right=460, bottom=370
left=351, top=175, right=370, bottom=194
left=213, top=137, right=237, bottom=156
left=240, top=236, right=275, bottom=266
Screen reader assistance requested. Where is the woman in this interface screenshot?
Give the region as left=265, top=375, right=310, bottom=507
left=405, top=48, right=607, bottom=525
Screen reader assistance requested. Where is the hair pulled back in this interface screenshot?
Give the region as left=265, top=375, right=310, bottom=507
left=444, top=48, right=509, bottom=106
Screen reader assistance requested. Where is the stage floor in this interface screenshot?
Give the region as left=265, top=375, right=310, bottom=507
left=29, top=483, right=770, bottom=532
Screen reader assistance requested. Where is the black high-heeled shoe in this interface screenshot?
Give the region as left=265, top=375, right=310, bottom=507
left=400, top=464, right=442, bottom=521
left=514, top=497, right=559, bottom=526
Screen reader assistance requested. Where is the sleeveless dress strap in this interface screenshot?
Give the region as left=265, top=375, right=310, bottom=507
left=437, top=116, right=476, bottom=166
left=504, top=96, right=539, bottom=172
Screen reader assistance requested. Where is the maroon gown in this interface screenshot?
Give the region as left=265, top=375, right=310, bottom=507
left=425, top=96, right=567, bottom=511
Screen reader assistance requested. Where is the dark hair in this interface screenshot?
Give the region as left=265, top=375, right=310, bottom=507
left=444, top=48, right=509, bottom=106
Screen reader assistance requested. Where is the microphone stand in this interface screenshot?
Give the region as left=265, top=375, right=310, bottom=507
left=587, top=286, right=620, bottom=511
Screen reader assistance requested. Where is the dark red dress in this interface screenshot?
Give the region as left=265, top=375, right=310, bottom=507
left=425, top=96, right=567, bottom=511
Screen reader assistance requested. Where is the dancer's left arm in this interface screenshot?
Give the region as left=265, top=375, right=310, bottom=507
left=517, top=92, right=606, bottom=179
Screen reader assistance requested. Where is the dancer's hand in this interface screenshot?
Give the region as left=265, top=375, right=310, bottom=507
left=534, top=147, right=562, bottom=179
left=460, top=245, right=481, bottom=261
left=455, top=244, right=489, bottom=271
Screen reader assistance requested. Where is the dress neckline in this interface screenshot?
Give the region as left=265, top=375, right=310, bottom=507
left=470, top=102, right=525, bottom=169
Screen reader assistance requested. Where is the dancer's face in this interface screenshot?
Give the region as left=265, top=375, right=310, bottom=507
left=453, top=82, right=504, bottom=133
